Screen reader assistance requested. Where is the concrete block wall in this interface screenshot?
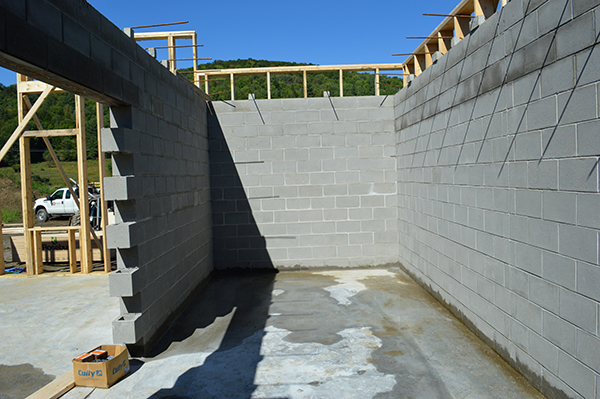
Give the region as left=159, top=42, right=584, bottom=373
left=394, top=0, right=600, bottom=397
left=0, top=0, right=214, bottom=355
left=104, top=96, right=212, bottom=355
left=209, top=96, right=398, bottom=269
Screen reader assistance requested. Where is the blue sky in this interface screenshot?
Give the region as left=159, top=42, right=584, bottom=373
left=0, top=0, right=454, bottom=85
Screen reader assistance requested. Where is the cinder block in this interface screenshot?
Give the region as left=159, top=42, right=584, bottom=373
left=576, top=329, right=600, bottom=373
left=559, top=287, right=598, bottom=334
left=106, top=221, right=141, bottom=249
left=559, top=224, right=598, bottom=263
left=112, top=312, right=142, bottom=344
left=101, top=127, right=140, bottom=153
left=557, top=351, right=596, bottom=399
left=104, top=176, right=141, bottom=200
left=528, top=218, right=559, bottom=252
left=109, top=267, right=144, bottom=297
left=557, top=84, right=597, bottom=126
left=515, top=189, right=542, bottom=218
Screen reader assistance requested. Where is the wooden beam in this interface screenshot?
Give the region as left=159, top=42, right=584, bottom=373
left=22, top=129, right=77, bottom=138
left=130, top=21, right=188, bottom=30
left=75, top=95, right=92, bottom=273
left=230, top=73, right=235, bottom=101
left=194, top=63, right=406, bottom=76
left=133, top=30, right=196, bottom=41
left=303, top=70, right=307, bottom=98
left=267, top=71, right=271, bottom=100
left=0, top=209, right=4, bottom=274
left=18, top=81, right=65, bottom=95
left=97, top=103, right=111, bottom=273
left=33, top=230, right=43, bottom=274
left=339, top=69, right=343, bottom=98
left=17, top=75, right=35, bottom=275
left=375, top=68, right=380, bottom=96
left=167, top=35, right=176, bottom=73
left=0, top=85, right=54, bottom=163
left=68, top=229, right=77, bottom=273
left=192, top=32, right=199, bottom=87
left=25, top=371, right=75, bottom=399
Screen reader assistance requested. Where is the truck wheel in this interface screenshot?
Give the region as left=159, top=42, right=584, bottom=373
left=36, top=208, right=48, bottom=222
left=69, top=210, right=80, bottom=226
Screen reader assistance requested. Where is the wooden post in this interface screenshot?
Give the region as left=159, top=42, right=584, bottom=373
left=475, top=0, right=498, bottom=18
left=68, top=229, right=77, bottom=273
left=303, top=70, right=307, bottom=98
left=192, top=32, right=199, bottom=87
left=203, top=75, right=209, bottom=94
left=267, top=71, right=271, bottom=100
left=0, top=209, right=4, bottom=275
left=33, top=230, right=43, bottom=274
left=230, top=73, right=235, bottom=101
left=17, top=74, right=36, bottom=275
left=454, top=16, right=469, bottom=40
left=167, top=35, right=176, bottom=72
left=375, top=68, right=380, bottom=96
left=75, top=95, right=92, bottom=273
left=339, top=69, right=343, bottom=97
left=97, top=103, right=111, bottom=273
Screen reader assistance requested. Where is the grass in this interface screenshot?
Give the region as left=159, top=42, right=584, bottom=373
left=1, top=208, right=21, bottom=223
left=0, top=158, right=111, bottom=196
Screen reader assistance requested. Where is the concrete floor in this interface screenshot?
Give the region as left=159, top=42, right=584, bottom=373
left=0, top=267, right=545, bottom=399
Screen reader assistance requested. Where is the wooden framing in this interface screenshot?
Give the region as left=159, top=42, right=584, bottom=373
left=4, top=74, right=110, bottom=275
left=195, top=63, right=405, bottom=100
left=400, top=0, right=503, bottom=80
left=133, top=30, right=200, bottom=85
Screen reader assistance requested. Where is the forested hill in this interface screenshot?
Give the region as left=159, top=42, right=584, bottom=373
left=0, top=59, right=402, bottom=167
left=181, top=59, right=403, bottom=101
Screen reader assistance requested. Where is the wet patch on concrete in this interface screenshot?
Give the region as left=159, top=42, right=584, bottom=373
left=0, top=363, right=54, bottom=399
left=60, top=268, right=545, bottom=399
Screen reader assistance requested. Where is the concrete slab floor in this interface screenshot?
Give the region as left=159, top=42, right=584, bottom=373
left=0, top=273, right=119, bottom=399
left=2, top=267, right=545, bottom=399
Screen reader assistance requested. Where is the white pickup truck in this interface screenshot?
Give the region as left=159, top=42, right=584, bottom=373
left=33, top=185, right=100, bottom=223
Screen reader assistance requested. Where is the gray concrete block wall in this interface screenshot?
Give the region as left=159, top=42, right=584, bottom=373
left=104, top=88, right=212, bottom=354
left=209, top=96, right=398, bottom=269
left=394, top=0, right=600, bottom=397
left=0, top=0, right=214, bottom=355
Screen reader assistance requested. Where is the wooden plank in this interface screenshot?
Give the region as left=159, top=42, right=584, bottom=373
left=75, top=95, right=93, bottom=273
left=375, top=68, right=380, bottom=96
left=26, top=371, right=75, bottom=399
left=68, top=229, right=77, bottom=273
left=97, top=103, right=111, bottom=273
left=192, top=32, right=199, bottom=87
left=0, top=207, right=4, bottom=274
left=339, top=69, right=343, bottom=98
left=303, top=70, right=307, bottom=98
left=22, top=129, right=77, bottom=137
left=32, top=226, right=80, bottom=232
left=230, top=73, right=235, bottom=101
left=167, top=35, right=176, bottom=72
left=18, top=80, right=65, bottom=95
left=33, top=230, right=43, bottom=274
left=133, top=30, right=196, bottom=41
left=195, top=63, right=406, bottom=77
left=267, top=71, right=271, bottom=100
left=0, top=85, right=54, bottom=163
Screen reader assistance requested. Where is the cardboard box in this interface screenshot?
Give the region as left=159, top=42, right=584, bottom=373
left=73, top=345, right=130, bottom=388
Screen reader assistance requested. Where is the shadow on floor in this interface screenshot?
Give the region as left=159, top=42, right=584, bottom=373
left=146, top=270, right=277, bottom=398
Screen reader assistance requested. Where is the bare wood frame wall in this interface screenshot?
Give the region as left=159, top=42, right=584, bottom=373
left=0, top=74, right=111, bottom=275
